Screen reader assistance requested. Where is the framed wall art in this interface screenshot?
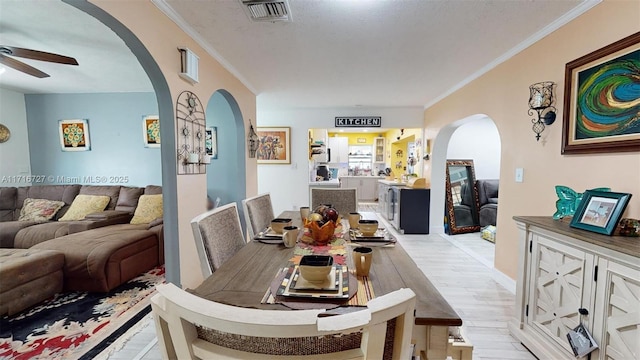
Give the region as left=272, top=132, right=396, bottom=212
left=562, top=31, right=640, bottom=154
left=256, top=127, right=290, bottom=164
left=143, top=115, right=160, bottom=148
left=205, top=127, right=217, bottom=159
left=59, top=119, right=90, bottom=151
left=570, top=190, right=632, bottom=235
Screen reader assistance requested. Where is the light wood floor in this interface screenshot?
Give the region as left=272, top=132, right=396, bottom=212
left=107, top=206, right=534, bottom=360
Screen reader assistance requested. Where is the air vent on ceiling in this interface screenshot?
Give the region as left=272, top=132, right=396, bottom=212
left=240, top=0, right=292, bottom=22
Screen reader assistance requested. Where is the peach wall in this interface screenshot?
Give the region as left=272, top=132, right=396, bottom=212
left=423, top=0, right=640, bottom=279
left=92, top=0, right=257, bottom=288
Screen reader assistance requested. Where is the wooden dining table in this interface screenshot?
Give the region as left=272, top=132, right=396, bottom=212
left=193, top=211, right=472, bottom=360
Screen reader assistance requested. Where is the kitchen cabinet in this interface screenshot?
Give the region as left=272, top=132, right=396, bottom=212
left=328, top=136, right=348, bottom=163
left=510, top=217, right=640, bottom=360
left=340, top=176, right=379, bottom=202
left=374, top=137, right=385, bottom=163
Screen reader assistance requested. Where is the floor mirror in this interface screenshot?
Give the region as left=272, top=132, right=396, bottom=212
left=445, top=159, right=481, bottom=234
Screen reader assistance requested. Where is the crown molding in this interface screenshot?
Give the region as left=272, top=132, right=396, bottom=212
left=151, top=0, right=258, bottom=95
left=423, top=0, right=602, bottom=110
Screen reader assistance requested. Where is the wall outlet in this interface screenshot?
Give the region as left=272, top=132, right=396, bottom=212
left=515, top=168, right=524, bottom=183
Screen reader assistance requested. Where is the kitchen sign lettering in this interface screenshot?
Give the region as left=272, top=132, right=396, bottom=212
left=335, top=117, right=381, bottom=127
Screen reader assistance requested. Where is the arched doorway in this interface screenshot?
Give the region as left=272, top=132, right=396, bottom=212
left=205, top=90, right=247, bottom=231
left=430, top=114, right=501, bottom=261
left=65, top=0, right=180, bottom=284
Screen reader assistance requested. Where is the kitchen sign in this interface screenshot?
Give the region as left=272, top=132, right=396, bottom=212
left=335, top=117, right=381, bottom=127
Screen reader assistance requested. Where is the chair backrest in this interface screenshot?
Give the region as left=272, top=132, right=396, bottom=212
left=151, top=283, right=416, bottom=360
left=311, top=188, right=358, bottom=216
left=241, top=193, right=275, bottom=240
left=190, top=203, right=246, bottom=278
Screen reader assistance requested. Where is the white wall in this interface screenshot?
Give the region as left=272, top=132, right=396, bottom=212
left=257, top=107, right=423, bottom=214
left=0, top=88, right=31, bottom=186
left=446, top=116, right=501, bottom=179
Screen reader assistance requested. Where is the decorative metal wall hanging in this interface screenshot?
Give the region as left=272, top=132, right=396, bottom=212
left=176, top=90, right=206, bottom=175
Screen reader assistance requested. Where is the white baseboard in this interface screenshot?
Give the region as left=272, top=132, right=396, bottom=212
left=492, top=268, right=516, bottom=294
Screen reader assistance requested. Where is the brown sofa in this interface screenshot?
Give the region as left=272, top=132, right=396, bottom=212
left=0, top=184, right=163, bottom=295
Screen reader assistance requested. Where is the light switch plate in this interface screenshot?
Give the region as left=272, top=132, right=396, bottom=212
left=515, top=168, right=524, bottom=183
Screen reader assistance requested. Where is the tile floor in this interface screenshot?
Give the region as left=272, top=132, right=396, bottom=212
left=107, top=207, right=535, bottom=360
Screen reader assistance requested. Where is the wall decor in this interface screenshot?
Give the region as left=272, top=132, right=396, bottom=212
left=570, top=190, right=632, bottom=235
left=0, top=124, right=10, bottom=143
left=335, top=117, right=381, bottom=127
left=562, top=31, right=640, bottom=154
left=143, top=115, right=160, bottom=148
left=205, top=127, right=217, bottom=159
left=357, top=138, right=366, bottom=143
left=552, top=185, right=611, bottom=219
left=175, top=91, right=206, bottom=174
left=59, top=119, right=90, bottom=151
left=256, top=127, right=290, bottom=164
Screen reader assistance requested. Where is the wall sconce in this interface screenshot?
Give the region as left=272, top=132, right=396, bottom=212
left=528, top=81, right=557, bottom=141
left=247, top=119, right=259, bottom=158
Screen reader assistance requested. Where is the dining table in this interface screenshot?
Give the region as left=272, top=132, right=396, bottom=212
left=192, top=211, right=473, bottom=360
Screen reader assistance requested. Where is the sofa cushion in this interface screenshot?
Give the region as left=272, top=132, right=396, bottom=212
left=477, top=179, right=499, bottom=206
left=145, top=185, right=162, bottom=195
left=18, top=198, right=66, bottom=222
left=16, top=185, right=81, bottom=220
left=130, top=195, right=163, bottom=225
left=115, top=187, right=143, bottom=213
left=58, top=195, right=110, bottom=221
left=79, top=185, right=121, bottom=210
left=0, top=248, right=65, bottom=293
left=0, top=187, right=17, bottom=222
left=14, top=222, right=72, bottom=248
left=0, top=221, right=40, bottom=248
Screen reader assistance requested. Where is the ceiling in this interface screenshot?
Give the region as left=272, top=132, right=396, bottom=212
left=0, top=0, right=592, bottom=110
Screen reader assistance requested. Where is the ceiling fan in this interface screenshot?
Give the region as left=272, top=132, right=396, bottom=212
left=0, top=46, right=78, bottom=78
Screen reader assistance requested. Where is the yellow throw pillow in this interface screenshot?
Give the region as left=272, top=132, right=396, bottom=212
left=130, top=194, right=163, bottom=224
left=58, top=194, right=110, bottom=221
left=19, top=198, right=66, bottom=222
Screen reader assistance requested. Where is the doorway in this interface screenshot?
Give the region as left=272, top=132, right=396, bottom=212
left=205, top=90, right=247, bottom=232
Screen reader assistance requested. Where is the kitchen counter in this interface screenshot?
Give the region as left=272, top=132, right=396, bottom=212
left=308, top=179, right=340, bottom=186
left=340, top=175, right=384, bottom=178
left=378, top=179, right=406, bottom=186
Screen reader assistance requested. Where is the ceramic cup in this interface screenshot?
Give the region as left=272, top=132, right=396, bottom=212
left=348, top=212, right=362, bottom=229
left=300, top=207, right=310, bottom=221
left=270, top=218, right=292, bottom=234
left=353, top=247, right=373, bottom=277
left=358, top=219, right=379, bottom=236
left=282, top=226, right=299, bottom=248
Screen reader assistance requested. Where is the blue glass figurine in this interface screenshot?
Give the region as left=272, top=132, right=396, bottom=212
left=553, top=186, right=611, bottom=220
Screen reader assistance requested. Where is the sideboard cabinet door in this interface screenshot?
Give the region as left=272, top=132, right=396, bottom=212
left=528, top=234, right=595, bottom=356
left=592, top=257, right=640, bottom=360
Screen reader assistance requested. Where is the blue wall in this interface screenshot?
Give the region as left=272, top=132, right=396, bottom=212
left=25, top=92, right=160, bottom=187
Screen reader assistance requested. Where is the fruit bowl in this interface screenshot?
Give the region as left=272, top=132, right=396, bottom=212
left=303, top=219, right=336, bottom=244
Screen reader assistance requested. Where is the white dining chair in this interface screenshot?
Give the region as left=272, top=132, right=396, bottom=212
left=311, top=188, right=358, bottom=216
left=190, top=202, right=246, bottom=278
left=242, top=192, right=275, bottom=240
left=151, top=282, right=416, bottom=360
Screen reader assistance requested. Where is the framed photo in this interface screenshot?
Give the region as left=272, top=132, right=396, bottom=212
left=205, top=127, right=217, bottom=159
left=570, top=190, right=632, bottom=235
left=562, top=32, right=640, bottom=154
left=59, top=119, right=90, bottom=151
left=256, top=127, right=290, bottom=164
left=143, top=115, right=160, bottom=148
left=357, top=138, right=366, bottom=143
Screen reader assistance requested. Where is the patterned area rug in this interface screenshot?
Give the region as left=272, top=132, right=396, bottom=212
left=0, top=265, right=164, bottom=360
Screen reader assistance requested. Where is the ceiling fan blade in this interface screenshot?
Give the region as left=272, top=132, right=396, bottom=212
left=0, top=54, right=49, bottom=78
left=0, top=46, right=78, bottom=65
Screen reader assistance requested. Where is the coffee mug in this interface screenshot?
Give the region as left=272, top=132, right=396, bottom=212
left=299, top=207, right=310, bottom=221
left=348, top=212, right=362, bottom=229
left=353, top=247, right=373, bottom=276
left=282, top=226, right=299, bottom=248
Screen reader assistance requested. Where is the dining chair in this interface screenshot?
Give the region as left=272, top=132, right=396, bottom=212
left=241, top=192, right=275, bottom=240
left=311, top=188, right=358, bottom=216
left=151, top=282, right=416, bottom=360
left=190, top=202, right=246, bottom=278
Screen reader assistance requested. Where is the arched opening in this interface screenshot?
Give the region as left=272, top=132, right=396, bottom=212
left=429, top=114, right=501, bottom=264
left=205, top=89, right=247, bottom=231
left=65, top=0, right=180, bottom=284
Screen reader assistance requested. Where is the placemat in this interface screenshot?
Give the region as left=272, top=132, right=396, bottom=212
left=290, top=238, right=347, bottom=266
left=261, top=267, right=375, bottom=310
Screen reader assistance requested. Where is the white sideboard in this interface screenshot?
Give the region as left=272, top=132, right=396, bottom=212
left=509, top=217, right=639, bottom=360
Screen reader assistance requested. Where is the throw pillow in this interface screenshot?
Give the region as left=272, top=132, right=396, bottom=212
left=19, top=198, right=66, bottom=222
left=130, top=194, right=163, bottom=225
left=58, top=194, right=111, bottom=221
